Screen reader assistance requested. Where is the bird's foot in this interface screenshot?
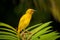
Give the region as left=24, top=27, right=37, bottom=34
left=21, top=30, right=32, bottom=40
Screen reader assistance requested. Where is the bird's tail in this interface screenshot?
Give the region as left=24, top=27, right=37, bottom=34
left=17, top=29, right=20, bottom=36
left=17, top=29, right=21, bottom=40
left=17, top=26, right=23, bottom=40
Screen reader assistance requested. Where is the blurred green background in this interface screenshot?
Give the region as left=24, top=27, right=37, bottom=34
left=0, top=0, right=60, bottom=33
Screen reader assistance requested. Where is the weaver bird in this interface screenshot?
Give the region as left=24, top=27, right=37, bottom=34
left=17, top=9, right=35, bottom=37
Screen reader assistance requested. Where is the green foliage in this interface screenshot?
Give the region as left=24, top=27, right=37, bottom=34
left=0, top=21, right=60, bottom=40
left=0, top=22, right=18, bottom=40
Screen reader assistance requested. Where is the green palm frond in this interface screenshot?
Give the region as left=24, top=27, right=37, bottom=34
left=27, top=21, right=52, bottom=40
left=0, top=22, right=18, bottom=40
left=0, top=22, right=16, bottom=31
left=0, top=21, right=60, bottom=40
left=26, top=21, right=60, bottom=40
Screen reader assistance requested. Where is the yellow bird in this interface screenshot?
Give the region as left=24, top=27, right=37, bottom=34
left=17, top=9, right=35, bottom=37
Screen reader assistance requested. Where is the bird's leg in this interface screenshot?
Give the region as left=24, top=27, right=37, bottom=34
left=21, top=29, right=31, bottom=35
left=21, top=30, right=32, bottom=40
left=21, top=33, right=26, bottom=40
left=21, top=29, right=27, bottom=40
left=24, top=30, right=31, bottom=34
left=20, top=29, right=26, bottom=36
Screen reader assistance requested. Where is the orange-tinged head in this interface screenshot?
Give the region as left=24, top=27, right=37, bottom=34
left=26, top=9, right=35, bottom=15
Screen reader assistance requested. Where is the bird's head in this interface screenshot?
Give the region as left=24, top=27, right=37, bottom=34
left=26, top=9, right=35, bottom=15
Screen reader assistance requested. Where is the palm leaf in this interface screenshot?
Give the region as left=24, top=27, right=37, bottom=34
left=40, top=31, right=60, bottom=40
left=0, top=22, right=16, bottom=31
left=0, top=35, right=18, bottom=40
left=0, top=21, right=60, bottom=40
left=0, top=28, right=16, bottom=34
left=0, top=22, right=18, bottom=40
left=26, top=21, right=60, bottom=40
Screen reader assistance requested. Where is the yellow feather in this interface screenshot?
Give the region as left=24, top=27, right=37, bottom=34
left=17, top=9, right=35, bottom=38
